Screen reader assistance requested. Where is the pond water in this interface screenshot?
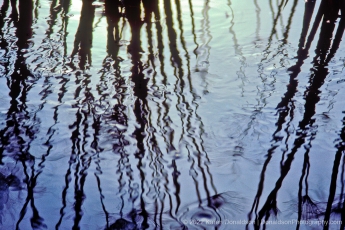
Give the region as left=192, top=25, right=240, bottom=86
left=1, top=0, right=345, bottom=229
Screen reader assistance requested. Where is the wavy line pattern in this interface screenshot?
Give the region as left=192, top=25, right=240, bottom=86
left=1, top=0, right=345, bottom=229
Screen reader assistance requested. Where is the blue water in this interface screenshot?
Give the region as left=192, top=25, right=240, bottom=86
left=1, top=0, right=345, bottom=229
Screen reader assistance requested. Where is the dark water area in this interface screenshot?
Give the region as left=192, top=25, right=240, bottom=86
left=1, top=0, right=345, bottom=229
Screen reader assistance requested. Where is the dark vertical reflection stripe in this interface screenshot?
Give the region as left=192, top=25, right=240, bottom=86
left=188, top=0, right=199, bottom=56
left=249, top=0, right=345, bottom=228
left=0, top=0, right=10, bottom=164
left=163, top=0, right=184, bottom=219
left=70, top=109, right=83, bottom=229
left=164, top=0, right=183, bottom=81
left=56, top=1, right=96, bottom=229
left=192, top=0, right=213, bottom=207
left=71, top=0, right=95, bottom=70
left=271, top=0, right=298, bottom=62
left=296, top=146, right=313, bottom=230
left=323, top=149, right=342, bottom=229
left=9, top=0, right=32, bottom=114
left=261, top=0, right=289, bottom=62
left=3, top=0, right=49, bottom=229
left=227, top=0, right=246, bottom=95
left=253, top=4, right=344, bottom=229
left=46, top=0, right=59, bottom=38
left=0, top=0, right=9, bottom=52
left=61, top=0, right=71, bottom=59
left=180, top=0, right=217, bottom=205
left=142, top=0, right=172, bottom=226
left=341, top=157, right=345, bottom=230
left=52, top=6, right=71, bottom=227
left=124, top=1, right=149, bottom=228
left=105, top=0, right=121, bottom=61
left=247, top=6, right=317, bottom=219
left=247, top=0, right=317, bottom=224
left=99, top=2, right=125, bottom=228
left=322, top=11, right=345, bottom=230
left=253, top=0, right=261, bottom=40
left=56, top=156, right=72, bottom=229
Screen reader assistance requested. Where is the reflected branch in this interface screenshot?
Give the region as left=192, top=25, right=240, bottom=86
left=71, top=0, right=95, bottom=70
left=249, top=0, right=345, bottom=228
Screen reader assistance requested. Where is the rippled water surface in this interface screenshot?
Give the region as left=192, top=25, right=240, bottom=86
left=1, top=0, right=345, bottom=229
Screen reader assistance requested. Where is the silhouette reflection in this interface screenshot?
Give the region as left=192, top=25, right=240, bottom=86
left=249, top=0, right=345, bottom=229
left=1, top=0, right=345, bottom=229
left=71, top=0, right=95, bottom=70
